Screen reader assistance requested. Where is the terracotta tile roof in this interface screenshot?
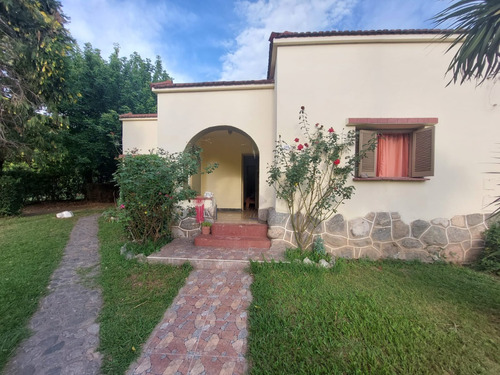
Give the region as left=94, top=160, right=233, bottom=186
left=119, top=112, right=157, bottom=119
left=150, top=79, right=274, bottom=90
left=267, top=29, right=457, bottom=79
left=268, top=29, right=455, bottom=41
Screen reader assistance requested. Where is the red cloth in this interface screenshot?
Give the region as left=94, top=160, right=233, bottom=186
left=195, top=197, right=204, bottom=223
left=377, top=133, right=410, bottom=177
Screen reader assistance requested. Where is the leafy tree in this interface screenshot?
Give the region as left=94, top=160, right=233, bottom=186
left=55, top=45, right=171, bottom=185
left=0, top=0, right=74, bottom=171
left=433, top=0, right=500, bottom=85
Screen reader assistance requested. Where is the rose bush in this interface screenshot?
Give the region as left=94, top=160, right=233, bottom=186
left=267, top=106, right=375, bottom=249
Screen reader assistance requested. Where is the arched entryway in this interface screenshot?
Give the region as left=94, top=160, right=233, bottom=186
left=187, top=126, right=260, bottom=213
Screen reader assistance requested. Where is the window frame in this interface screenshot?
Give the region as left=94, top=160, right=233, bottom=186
left=347, top=118, right=437, bottom=181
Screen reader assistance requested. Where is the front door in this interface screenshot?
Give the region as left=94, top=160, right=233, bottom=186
left=242, top=155, right=259, bottom=210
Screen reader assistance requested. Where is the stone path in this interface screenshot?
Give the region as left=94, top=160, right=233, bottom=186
left=5, top=215, right=102, bottom=375
left=127, top=269, right=252, bottom=375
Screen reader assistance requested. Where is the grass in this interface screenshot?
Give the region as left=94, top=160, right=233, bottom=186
left=0, top=212, right=79, bottom=372
left=97, top=218, right=192, bottom=375
left=248, top=259, right=500, bottom=374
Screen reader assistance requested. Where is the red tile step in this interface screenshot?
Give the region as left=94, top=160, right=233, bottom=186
left=194, top=223, right=271, bottom=249
left=212, top=223, right=268, bottom=237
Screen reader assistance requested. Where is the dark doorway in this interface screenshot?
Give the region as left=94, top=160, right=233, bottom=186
left=243, top=155, right=259, bottom=210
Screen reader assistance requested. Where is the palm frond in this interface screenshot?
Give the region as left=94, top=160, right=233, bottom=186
left=433, top=0, right=500, bottom=85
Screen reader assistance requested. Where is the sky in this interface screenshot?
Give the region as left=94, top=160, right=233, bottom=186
left=60, top=0, right=451, bottom=83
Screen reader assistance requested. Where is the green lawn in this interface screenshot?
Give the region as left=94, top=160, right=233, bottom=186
left=0, top=213, right=78, bottom=372
left=97, top=218, right=192, bottom=375
left=0, top=212, right=191, bottom=375
left=248, top=260, right=500, bottom=375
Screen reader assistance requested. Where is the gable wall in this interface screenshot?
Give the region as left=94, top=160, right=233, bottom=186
left=122, top=118, right=158, bottom=153
left=273, top=38, right=500, bottom=222
left=155, top=87, right=276, bottom=210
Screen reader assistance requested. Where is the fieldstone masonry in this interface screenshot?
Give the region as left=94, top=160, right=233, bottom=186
left=171, top=198, right=217, bottom=239
left=266, top=209, right=490, bottom=263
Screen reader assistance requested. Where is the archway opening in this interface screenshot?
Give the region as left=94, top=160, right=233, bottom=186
left=187, top=126, right=260, bottom=212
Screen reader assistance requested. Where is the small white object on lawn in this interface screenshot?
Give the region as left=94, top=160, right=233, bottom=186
left=56, top=211, right=74, bottom=218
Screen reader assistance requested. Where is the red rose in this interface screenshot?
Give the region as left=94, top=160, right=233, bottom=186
left=334, top=159, right=340, bottom=165
left=315, top=123, right=319, bottom=127
left=304, top=143, right=309, bottom=147
left=328, top=127, right=334, bottom=133
left=297, top=144, right=304, bottom=150
left=294, top=138, right=299, bottom=142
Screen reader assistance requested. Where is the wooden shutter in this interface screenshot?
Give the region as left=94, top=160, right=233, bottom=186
left=358, top=130, right=378, bottom=177
left=411, top=127, right=434, bottom=177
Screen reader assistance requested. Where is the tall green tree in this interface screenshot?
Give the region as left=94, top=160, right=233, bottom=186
left=434, top=0, right=500, bottom=85
left=55, top=45, right=171, bottom=185
left=0, top=0, right=74, bottom=171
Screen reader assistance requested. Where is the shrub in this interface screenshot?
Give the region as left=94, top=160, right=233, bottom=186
left=475, top=222, right=500, bottom=275
left=0, top=176, right=23, bottom=216
left=114, top=148, right=216, bottom=244
left=267, top=106, right=375, bottom=249
left=4, top=165, right=84, bottom=202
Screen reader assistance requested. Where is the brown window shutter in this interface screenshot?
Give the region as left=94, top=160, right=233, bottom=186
left=358, top=130, right=378, bottom=177
left=411, top=127, right=434, bottom=177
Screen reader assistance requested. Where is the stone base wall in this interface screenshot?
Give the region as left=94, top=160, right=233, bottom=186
left=171, top=198, right=216, bottom=239
left=267, top=209, right=490, bottom=263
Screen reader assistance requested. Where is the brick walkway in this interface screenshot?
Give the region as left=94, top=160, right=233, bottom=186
left=127, top=269, right=252, bottom=375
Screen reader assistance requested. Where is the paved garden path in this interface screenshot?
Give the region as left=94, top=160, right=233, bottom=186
left=127, top=269, right=252, bottom=375
left=5, top=214, right=102, bottom=375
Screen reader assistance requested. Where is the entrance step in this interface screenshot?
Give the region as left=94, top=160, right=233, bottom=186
left=147, top=238, right=286, bottom=270
left=194, top=223, right=271, bottom=249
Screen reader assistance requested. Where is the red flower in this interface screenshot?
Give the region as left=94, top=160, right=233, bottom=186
left=315, top=123, right=319, bottom=127
left=297, top=144, right=304, bottom=150
left=328, top=127, right=334, bottom=133
left=294, top=138, right=299, bottom=142
left=300, top=106, right=305, bottom=110
left=304, top=143, right=309, bottom=147
left=334, top=159, right=340, bottom=165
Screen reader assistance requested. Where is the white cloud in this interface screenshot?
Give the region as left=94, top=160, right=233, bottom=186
left=220, top=0, right=357, bottom=81
left=61, top=0, right=196, bottom=82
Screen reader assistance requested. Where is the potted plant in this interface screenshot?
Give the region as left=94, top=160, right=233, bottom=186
left=201, top=221, right=212, bottom=235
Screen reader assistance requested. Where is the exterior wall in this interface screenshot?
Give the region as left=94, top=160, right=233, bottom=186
left=273, top=36, right=500, bottom=223
left=154, top=87, right=275, bottom=214
left=121, top=118, right=158, bottom=153
left=267, top=209, right=489, bottom=263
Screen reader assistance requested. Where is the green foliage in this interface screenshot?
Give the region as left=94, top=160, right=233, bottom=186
left=0, top=0, right=73, bottom=166
left=54, top=44, right=171, bottom=186
left=248, top=260, right=500, bottom=374
left=267, top=107, right=375, bottom=249
left=285, top=247, right=332, bottom=263
left=312, top=236, right=325, bottom=256
left=114, top=148, right=216, bottom=244
left=5, top=161, right=83, bottom=203
left=201, top=221, right=213, bottom=227
left=433, top=0, right=500, bottom=85
left=475, top=222, right=500, bottom=275
left=0, top=176, right=23, bottom=216
left=97, top=218, right=191, bottom=374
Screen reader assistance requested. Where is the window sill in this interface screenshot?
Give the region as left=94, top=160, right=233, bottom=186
left=353, top=177, right=429, bottom=182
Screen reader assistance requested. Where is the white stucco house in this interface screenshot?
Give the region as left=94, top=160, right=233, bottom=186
left=121, top=29, right=500, bottom=263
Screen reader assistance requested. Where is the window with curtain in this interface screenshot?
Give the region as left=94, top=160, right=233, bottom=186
left=357, top=126, right=435, bottom=179
left=376, top=133, right=410, bottom=177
